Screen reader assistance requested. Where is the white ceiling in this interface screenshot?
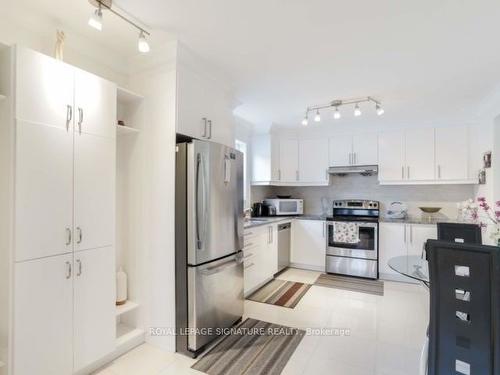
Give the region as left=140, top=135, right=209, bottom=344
left=113, top=0, right=500, bottom=130
left=11, top=0, right=500, bottom=131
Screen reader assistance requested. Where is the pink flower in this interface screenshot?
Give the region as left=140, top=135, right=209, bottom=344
left=496, top=201, right=500, bottom=207
left=483, top=204, right=490, bottom=211
left=495, top=211, right=500, bottom=218
left=478, top=197, right=486, bottom=202
left=480, top=222, right=488, bottom=228
left=472, top=212, right=479, bottom=220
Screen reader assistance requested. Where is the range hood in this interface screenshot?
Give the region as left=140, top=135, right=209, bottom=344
left=328, top=165, right=378, bottom=176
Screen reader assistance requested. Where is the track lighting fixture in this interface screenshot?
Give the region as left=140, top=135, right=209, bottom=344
left=88, top=5, right=103, bottom=31
left=314, top=110, right=321, bottom=122
left=354, top=103, right=362, bottom=117
left=88, top=0, right=151, bottom=53
left=300, top=96, right=383, bottom=125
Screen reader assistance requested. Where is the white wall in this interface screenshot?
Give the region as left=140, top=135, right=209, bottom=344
left=128, top=43, right=178, bottom=351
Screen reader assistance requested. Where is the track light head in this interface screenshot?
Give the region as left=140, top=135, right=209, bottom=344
left=302, top=114, right=309, bottom=126
left=376, top=104, right=385, bottom=116
left=354, top=103, right=362, bottom=117
left=314, top=110, right=321, bottom=122
left=88, top=6, right=103, bottom=31
left=138, top=31, right=150, bottom=53
left=333, top=107, right=341, bottom=120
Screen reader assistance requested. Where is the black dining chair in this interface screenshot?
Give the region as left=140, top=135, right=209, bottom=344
left=425, top=240, right=500, bottom=375
left=437, top=223, right=482, bottom=245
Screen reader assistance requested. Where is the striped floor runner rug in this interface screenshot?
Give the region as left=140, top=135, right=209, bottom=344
left=192, top=318, right=305, bottom=375
left=246, top=279, right=311, bottom=308
left=315, top=273, right=384, bottom=296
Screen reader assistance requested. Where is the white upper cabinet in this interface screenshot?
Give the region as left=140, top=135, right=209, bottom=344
left=378, top=126, right=470, bottom=185
left=405, top=128, right=435, bottom=181
left=15, top=47, right=74, bottom=128
left=176, top=65, right=234, bottom=147
left=378, top=131, right=405, bottom=182
left=299, top=139, right=329, bottom=184
left=74, top=68, right=117, bottom=139
left=74, top=133, right=115, bottom=252
left=251, top=134, right=280, bottom=184
left=15, top=120, right=74, bottom=262
left=352, top=134, right=378, bottom=165
left=435, top=126, right=469, bottom=181
left=329, top=134, right=352, bottom=166
left=73, top=247, right=115, bottom=372
left=329, top=133, right=378, bottom=166
left=279, top=139, right=299, bottom=182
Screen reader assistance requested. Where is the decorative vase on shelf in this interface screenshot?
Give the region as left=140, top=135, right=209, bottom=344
left=116, top=267, right=128, bottom=306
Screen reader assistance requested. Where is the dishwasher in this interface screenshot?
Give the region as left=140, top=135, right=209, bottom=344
left=277, top=222, right=291, bottom=273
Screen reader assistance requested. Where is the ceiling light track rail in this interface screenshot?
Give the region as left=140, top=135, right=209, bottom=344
left=302, top=96, right=384, bottom=126
left=93, top=0, right=150, bottom=35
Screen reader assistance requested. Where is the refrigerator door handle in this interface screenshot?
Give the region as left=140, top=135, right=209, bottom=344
left=195, top=153, right=207, bottom=250
left=200, top=259, right=240, bottom=276
left=224, top=156, right=231, bottom=183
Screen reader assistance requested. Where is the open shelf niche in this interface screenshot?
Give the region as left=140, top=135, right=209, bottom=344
left=115, top=85, right=146, bottom=351
left=116, top=86, right=143, bottom=135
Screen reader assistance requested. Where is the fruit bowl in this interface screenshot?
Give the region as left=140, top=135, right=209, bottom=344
left=419, top=207, right=442, bottom=214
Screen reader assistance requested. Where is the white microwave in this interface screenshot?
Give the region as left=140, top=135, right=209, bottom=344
left=264, top=199, right=304, bottom=216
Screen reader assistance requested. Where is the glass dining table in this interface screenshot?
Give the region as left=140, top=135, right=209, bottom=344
left=388, top=255, right=430, bottom=375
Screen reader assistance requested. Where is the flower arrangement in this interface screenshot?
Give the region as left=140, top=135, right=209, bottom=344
left=476, top=197, right=500, bottom=244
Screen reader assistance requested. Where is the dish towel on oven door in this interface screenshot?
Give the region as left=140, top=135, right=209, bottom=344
left=333, top=222, right=360, bottom=244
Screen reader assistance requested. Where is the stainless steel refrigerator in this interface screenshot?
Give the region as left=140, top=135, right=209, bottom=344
left=175, top=139, right=244, bottom=357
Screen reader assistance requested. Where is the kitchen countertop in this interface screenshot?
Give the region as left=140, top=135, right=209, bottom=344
left=244, top=215, right=327, bottom=229
left=380, top=215, right=474, bottom=225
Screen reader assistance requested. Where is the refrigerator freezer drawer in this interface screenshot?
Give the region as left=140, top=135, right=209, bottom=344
left=187, top=253, right=244, bottom=351
left=326, top=256, right=378, bottom=279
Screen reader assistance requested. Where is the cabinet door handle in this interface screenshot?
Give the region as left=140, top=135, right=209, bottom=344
left=296, top=170, right=299, bottom=181
left=278, top=169, right=281, bottom=180
left=201, top=118, right=207, bottom=138
left=207, top=120, right=212, bottom=139
left=401, top=166, right=405, bottom=179
left=437, top=165, right=441, bottom=179
left=77, top=108, right=83, bottom=133
left=323, top=222, right=326, bottom=238
left=407, top=166, right=410, bottom=180
left=349, top=153, right=352, bottom=165
left=353, top=152, right=357, bottom=165
left=76, top=259, right=82, bottom=276
left=410, top=225, right=413, bottom=244
left=403, top=225, right=407, bottom=243
left=65, top=228, right=72, bottom=245
left=66, top=105, right=72, bottom=131
left=76, top=227, right=82, bottom=244
left=65, top=261, right=72, bottom=279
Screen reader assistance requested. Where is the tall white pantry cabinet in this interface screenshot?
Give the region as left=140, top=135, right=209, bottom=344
left=0, top=46, right=116, bottom=375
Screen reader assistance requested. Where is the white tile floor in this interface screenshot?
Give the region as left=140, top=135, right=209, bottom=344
left=95, top=268, right=429, bottom=375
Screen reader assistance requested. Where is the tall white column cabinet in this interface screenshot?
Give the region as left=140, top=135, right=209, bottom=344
left=1, top=46, right=118, bottom=375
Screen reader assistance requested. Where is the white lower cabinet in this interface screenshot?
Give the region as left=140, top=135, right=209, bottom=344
left=14, top=254, right=74, bottom=375
left=243, top=224, right=278, bottom=295
left=73, top=247, right=115, bottom=372
left=13, top=247, right=116, bottom=375
left=379, top=222, right=437, bottom=281
left=291, top=220, right=326, bottom=271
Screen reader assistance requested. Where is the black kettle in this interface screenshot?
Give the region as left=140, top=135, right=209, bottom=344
left=252, top=202, right=264, bottom=217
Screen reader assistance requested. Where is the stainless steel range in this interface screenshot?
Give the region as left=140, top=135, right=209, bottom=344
left=326, top=200, right=379, bottom=279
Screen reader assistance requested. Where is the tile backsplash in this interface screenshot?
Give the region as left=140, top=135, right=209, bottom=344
left=251, top=175, right=475, bottom=219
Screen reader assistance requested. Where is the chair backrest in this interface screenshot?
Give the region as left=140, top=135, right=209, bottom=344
left=426, top=240, right=500, bottom=375
left=437, top=223, right=482, bottom=244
